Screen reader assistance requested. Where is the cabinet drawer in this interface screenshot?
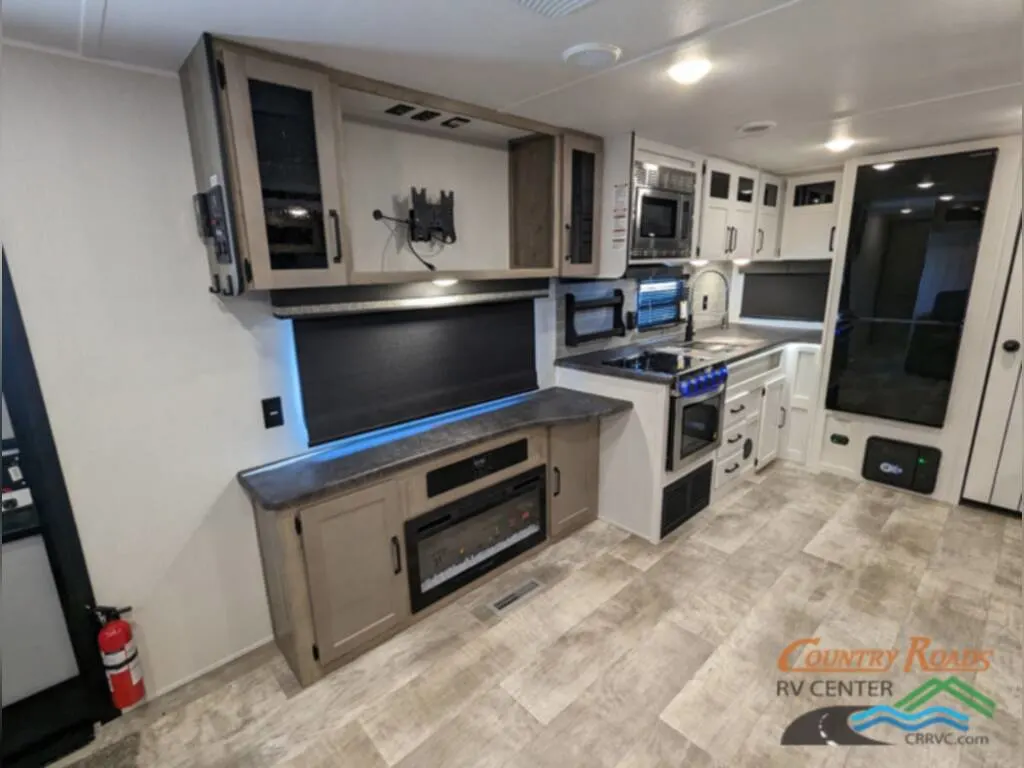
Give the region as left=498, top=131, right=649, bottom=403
left=715, top=426, right=758, bottom=491
left=724, top=388, right=760, bottom=428
left=718, top=419, right=753, bottom=459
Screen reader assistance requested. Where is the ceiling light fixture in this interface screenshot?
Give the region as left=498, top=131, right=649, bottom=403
left=900, top=208, right=912, bottom=214
left=561, top=42, right=622, bottom=69
left=873, top=163, right=895, bottom=171
left=668, top=59, right=712, bottom=85
left=432, top=278, right=459, bottom=288
left=732, top=259, right=751, bottom=266
left=825, top=137, right=855, bottom=153
left=939, top=194, right=955, bottom=202
left=917, top=180, right=935, bottom=189
left=689, top=259, right=709, bottom=267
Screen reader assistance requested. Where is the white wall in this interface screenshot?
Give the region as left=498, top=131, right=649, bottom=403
left=342, top=121, right=510, bottom=273
left=0, top=47, right=309, bottom=696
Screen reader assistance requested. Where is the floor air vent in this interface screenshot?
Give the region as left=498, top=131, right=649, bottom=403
left=489, top=579, right=542, bottom=614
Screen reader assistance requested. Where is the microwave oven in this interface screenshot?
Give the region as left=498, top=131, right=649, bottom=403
left=629, top=161, right=696, bottom=265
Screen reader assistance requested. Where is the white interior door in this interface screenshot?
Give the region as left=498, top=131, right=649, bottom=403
left=963, top=227, right=1022, bottom=510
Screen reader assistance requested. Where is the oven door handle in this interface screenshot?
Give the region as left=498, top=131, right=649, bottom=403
left=390, top=536, right=402, bottom=575
left=674, top=385, right=725, bottom=405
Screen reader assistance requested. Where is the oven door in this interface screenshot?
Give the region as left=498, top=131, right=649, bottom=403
left=667, top=389, right=724, bottom=472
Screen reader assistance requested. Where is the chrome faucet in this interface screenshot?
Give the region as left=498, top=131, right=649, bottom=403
left=687, top=267, right=731, bottom=332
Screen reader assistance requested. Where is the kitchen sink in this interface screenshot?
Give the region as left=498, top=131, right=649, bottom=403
left=685, top=338, right=759, bottom=354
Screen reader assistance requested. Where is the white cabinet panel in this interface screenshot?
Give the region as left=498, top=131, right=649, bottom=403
left=991, top=374, right=1023, bottom=512
left=754, top=174, right=783, bottom=260
left=780, top=171, right=841, bottom=261
left=700, top=158, right=759, bottom=261
left=756, top=374, right=786, bottom=469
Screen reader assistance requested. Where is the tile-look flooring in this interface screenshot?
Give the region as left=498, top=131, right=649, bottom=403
left=56, top=463, right=1021, bottom=768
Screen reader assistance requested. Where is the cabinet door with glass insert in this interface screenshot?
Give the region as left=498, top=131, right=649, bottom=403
left=221, top=51, right=349, bottom=289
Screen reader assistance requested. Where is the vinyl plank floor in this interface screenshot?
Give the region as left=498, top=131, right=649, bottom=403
left=54, top=466, right=1020, bottom=768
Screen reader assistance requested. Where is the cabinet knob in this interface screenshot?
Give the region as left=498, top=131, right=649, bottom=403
left=1004, top=339, right=1021, bottom=353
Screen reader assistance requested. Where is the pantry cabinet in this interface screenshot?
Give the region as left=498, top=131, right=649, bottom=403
left=753, top=173, right=784, bottom=260
left=779, top=171, right=842, bottom=260
left=700, top=158, right=759, bottom=261
left=220, top=50, right=351, bottom=290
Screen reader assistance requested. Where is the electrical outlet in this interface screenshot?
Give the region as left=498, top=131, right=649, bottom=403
left=262, top=397, right=284, bottom=429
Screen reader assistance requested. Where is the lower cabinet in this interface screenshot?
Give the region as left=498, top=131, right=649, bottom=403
left=548, top=421, right=600, bottom=539
left=298, top=482, right=409, bottom=667
left=756, top=374, right=786, bottom=470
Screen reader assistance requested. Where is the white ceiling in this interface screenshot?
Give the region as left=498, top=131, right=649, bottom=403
left=3, top=0, right=1022, bottom=173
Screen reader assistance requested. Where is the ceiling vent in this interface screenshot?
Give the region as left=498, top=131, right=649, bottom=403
left=737, top=120, right=777, bottom=136
left=515, top=0, right=601, bottom=18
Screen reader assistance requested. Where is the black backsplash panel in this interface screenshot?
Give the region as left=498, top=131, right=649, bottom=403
left=740, top=271, right=830, bottom=321
left=294, top=301, right=538, bottom=445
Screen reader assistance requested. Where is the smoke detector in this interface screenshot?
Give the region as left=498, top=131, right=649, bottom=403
left=516, top=0, right=601, bottom=17
left=737, top=120, right=777, bottom=136
left=562, top=43, right=622, bottom=69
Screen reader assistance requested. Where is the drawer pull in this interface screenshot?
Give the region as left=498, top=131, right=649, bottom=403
left=727, top=435, right=743, bottom=444
left=724, top=463, right=740, bottom=474
left=729, top=404, right=746, bottom=415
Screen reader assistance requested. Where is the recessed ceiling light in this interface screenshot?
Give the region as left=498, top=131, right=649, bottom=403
left=668, top=59, right=712, bottom=85
left=689, top=259, right=709, bottom=267
left=939, top=194, right=955, bottom=202
left=900, top=208, right=912, bottom=214
left=432, top=278, right=459, bottom=287
left=917, top=180, right=935, bottom=189
left=732, top=259, right=751, bottom=266
left=825, top=137, right=855, bottom=153
left=562, top=42, right=622, bottom=69
left=873, top=163, right=895, bottom=171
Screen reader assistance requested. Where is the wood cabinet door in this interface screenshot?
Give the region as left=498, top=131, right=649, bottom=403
left=549, top=421, right=600, bottom=539
left=560, top=134, right=603, bottom=277
left=756, top=374, right=786, bottom=470
left=779, top=172, right=841, bottom=260
left=221, top=51, right=349, bottom=290
left=299, top=482, right=407, bottom=666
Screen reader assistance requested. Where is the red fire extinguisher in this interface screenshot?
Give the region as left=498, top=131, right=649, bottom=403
left=95, top=605, right=146, bottom=709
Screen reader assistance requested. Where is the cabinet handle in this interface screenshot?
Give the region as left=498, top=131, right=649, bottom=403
left=723, top=225, right=731, bottom=254
left=329, top=209, right=343, bottom=263
left=757, top=228, right=764, bottom=253
left=779, top=406, right=787, bottom=429
left=727, top=434, right=743, bottom=444
left=724, top=463, right=740, bottom=474
left=1003, top=339, right=1021, bottom=352
left=564, top=222, right=572, bottom=262
left=828, top=225, right=836, bottom=252
left=729, top=404, right=746, bottom=415
left=390, top=536, right=402, bottom=575
left=731, top=226, right=738, bottom=253
left=553, top=466, right=561, bottom=497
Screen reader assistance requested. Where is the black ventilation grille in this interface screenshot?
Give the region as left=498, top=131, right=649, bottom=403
left=441, top=117, right=471, bottom=129
left=411, top=110, right=442, bottom=122
left=385, top=103, right=415, bottom=116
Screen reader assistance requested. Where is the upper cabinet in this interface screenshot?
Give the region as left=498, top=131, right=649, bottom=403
left=779, top=171, right=842, bottom=260
left=181, top=36, right=585, bottom=296
left=753, top=173, right=784, bottom=260
left=560, top=134, right=602, bottom=278
left=700, top=158, right=759, bottom=261
left=220, top=51, right=350, bottom=290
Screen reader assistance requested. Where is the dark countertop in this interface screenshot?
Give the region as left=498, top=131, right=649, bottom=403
left=238, top=387, right=632, bottom=511
left=556, top=324, right=823, bottom=384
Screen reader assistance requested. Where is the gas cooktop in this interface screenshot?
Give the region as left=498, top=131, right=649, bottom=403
left=603, top=346, right=716, bottom=375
